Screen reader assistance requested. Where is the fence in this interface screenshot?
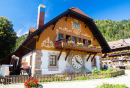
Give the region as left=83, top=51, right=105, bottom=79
left=0, top=69, right=124, bottom=84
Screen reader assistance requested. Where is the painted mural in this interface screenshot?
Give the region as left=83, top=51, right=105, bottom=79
left=41, top=37, right=54, bottom=48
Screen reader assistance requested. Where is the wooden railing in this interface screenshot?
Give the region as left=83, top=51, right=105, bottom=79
left=55, top=39, right=101, bottom=53
left=0, top=69, right=124, bottom=84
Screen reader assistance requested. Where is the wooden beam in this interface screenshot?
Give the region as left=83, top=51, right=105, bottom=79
left=57, top=50, right=63, bottom=60
left=65, top=50, right=70, bottom=61
left=91, top=53, right=97, bottom=62
left=65, top=15, right=69, bottom=21
left=37, top=34, right=41, bottom=42
left=52, top=20, right=58, bottom=30
left=86, top=54, right=91, bottom=61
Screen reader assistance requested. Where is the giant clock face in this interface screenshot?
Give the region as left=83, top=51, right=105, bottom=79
left=71, top=55, right=83, bottom=69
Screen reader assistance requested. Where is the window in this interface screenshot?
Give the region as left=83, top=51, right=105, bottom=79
left=72, top=37, right=76, bottom=43
left=50, top=55, right=56, bottom=66
left=73, top=22, right=80, bottom=29
left=88, top=40, right=91, bottom=45
left=83, top=39, right=87, bottom=45
left=92, top=58, right=96, bottom=66
left=58, top=34, right=63, bottom=40
left=66, top=35, right=70, bottom=40
left=77, top=38, right=81, bottom=43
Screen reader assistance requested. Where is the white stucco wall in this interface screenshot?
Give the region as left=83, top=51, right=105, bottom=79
left=84, top=55, right=92, bottom=71
left=96, top=56, right=100, bottom=70
left=40, top=50, right=101, bottom=74
left=41, top=50, right=67, bottom=74
left=85, top=55, right=101, bottom=72
left=22, top=52, right=32, bottom=66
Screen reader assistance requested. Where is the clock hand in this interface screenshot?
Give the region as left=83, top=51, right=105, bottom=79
left=75, top=58, right=82, bottom=65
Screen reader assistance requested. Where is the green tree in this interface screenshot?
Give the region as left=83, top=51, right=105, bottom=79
left=0, top=16, right=17, bottom=61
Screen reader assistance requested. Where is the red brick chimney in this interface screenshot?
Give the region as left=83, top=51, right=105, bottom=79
left=37, top=4, right=46, bottom=29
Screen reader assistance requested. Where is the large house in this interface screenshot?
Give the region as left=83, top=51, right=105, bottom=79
left=102, top=38, right=130, bottom=66
left=1, top=4, right=111, bottom=76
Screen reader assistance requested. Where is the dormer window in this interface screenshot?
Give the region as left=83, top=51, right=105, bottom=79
left=73, top=22, right=80, bottom=29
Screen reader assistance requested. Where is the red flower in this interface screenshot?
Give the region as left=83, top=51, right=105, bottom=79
left=30, top=78, right=33, bottom=80
left=111, top=84, right=112, bottom=86
left=27, top=86, right=30, bottom=88
left=36, top=79, right=38, bottom=84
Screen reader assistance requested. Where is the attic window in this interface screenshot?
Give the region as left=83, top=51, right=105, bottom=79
left=73, top=22, right=80, bottom=29
left=121, top=44, right=124, bottom=46
left=113, top=46, right=115, bottom=48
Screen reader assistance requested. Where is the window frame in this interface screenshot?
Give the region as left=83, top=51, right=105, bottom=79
left=49, top=55, right=57, bottom=66
left=73, top=22, right=80, bottom=29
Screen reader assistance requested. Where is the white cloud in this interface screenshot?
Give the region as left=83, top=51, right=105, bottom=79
left=17, top=29, right=22, bottom=37
left=17, top=23, right=36, bottom=37
left=45, top=6, right=50, bottom=18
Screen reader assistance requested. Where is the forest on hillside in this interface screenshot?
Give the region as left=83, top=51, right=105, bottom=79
left=94, top=19, right=130, bottom=41
left=15, top=34, right=28, bottom=49
left=15, top=19, right=130, bottom=50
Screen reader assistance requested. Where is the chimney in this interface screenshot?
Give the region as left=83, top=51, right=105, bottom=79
left=37, top=4, right=46, bottom=29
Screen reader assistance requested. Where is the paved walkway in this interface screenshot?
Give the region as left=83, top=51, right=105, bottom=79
left=0, top=70, right=130, bottom=88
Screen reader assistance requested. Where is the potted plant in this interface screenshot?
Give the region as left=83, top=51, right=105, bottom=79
left=67, top=41, right=75, bottom=46
left=110, top=57, right=113, bottom=59
left=116, top=51, right=119, bottom=54
left=88, top=45, right=93, bottom=48
left=24, top=78, right=43, bottom=88
left=125, top=55, right=129, bottom=58
left=123, top=50, right=127, bottom=52
left=113, top=52, right=116, bottom=54
left=76, top=43, right=84, bottom=46
left=96, top=46, right=101, bottom=49
left=120, top=51, right=123, bottom=53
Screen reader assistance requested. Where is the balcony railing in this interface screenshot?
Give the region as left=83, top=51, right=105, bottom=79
left=55, top=39, right=101, bottom=53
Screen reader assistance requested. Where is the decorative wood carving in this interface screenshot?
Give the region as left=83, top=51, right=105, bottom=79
left=86, top=54, right=91, bottom=61
left=91, top=53, right=97, bottom=62
left=41, top=37, right=54, bottom=48
left=57, top=50, right=63, bottom=60
left=65, top=50, right=70, bottom=61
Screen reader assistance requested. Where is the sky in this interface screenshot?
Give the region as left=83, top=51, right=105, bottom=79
left=0, top=0, right=130, bottom=37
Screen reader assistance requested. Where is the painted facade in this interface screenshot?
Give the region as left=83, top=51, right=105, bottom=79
left=1, top=5, right=111, bottom=76
left=21, top=15, right=102, bottom=76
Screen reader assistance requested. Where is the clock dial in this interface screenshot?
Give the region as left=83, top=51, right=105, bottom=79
left=71, top=55, right=83, bottom=69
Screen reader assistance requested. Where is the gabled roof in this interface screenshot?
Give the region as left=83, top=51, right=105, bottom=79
left=29, top=27, right=37, bottom=35
left=108, top=38, right=130, bottom=49
left=12, top=7, right=111, bottom=54
left=68, top=7, right=92, bottom=19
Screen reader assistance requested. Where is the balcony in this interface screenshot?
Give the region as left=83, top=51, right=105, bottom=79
left=55, top=39, right=101, bottom=53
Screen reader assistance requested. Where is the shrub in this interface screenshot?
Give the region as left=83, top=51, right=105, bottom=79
left=92, top=68, right=100, bottom=74
left=108, top=67, right=114, bottom=72
left=96, top=83, right=127, bottom=88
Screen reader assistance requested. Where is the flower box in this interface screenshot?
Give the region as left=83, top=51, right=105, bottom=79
left=76, top=43, right=84, bottom=46
left=120, top=51, right=123, bottom=53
